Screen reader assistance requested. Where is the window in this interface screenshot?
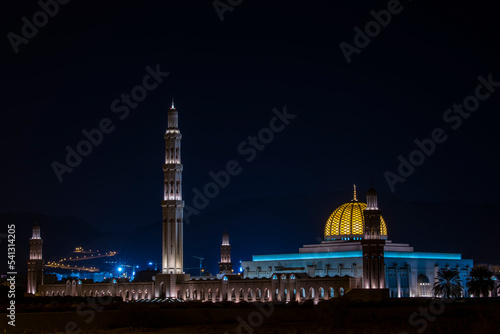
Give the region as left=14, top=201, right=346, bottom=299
left=272, top=275, right=278, bottom=280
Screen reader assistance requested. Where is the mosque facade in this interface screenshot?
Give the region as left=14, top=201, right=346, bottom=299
left=31, top=103, right=474, bottom=302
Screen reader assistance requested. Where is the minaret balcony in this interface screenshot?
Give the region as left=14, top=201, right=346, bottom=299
left=161, top=200, right=184, bottom=207
left=163, top=164, right=183, bottom=171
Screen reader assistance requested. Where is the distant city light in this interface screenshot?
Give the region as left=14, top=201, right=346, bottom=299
left=149, top=262, right=153, bottom=265
left=136, top=265, right=139, bottom=268
left=117, top=267, right=123, bottom=272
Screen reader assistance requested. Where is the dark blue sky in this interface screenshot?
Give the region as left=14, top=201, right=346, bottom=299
left=2, top=0, right=500, bottom=237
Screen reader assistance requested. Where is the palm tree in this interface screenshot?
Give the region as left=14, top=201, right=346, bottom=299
left=433, top=269, right=463, bottom=298
left=467, top=265, right=495, bottom=297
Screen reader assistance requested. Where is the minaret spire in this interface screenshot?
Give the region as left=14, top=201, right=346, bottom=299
left=27, top=221, right=44, bottom=294
left=362, top=184, right=386, bottom=289
left=171, top=96, right=175, bottom=109
left=219, top=231, right=233, bottom=275
left=353, top=184, right=357, bottom=201
left=161, top=100, right=184, bottom=275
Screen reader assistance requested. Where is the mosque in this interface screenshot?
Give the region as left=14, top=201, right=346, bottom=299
left=29, top=103, right=473, bottom=302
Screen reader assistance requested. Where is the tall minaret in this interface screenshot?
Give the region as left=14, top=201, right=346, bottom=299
left=361, top=185, right=386, bottom=289
left=27, top=222, right=44, bottom=294
left=219, top=231, right=233, bottom=274
left=161, top=99, right=184, bottom=274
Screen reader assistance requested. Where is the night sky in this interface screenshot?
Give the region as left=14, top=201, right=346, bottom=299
left=2, top=0, right=500, bottom=272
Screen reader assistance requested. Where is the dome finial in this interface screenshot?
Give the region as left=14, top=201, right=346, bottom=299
left=171, top=96, right=175, bottom=109
left=353, top=184, right=357, bottom=201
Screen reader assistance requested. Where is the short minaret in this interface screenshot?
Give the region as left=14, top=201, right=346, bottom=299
left=219, top=231, right=233, bottom=274
left=361, top=185, right=386, bottom=289
left=27, top=222, right=44, bottom=294
left=161, top=100, right=184, bottom=274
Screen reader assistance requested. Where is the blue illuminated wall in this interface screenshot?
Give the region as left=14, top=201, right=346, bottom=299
left=252, top=251, right=462, bottom=262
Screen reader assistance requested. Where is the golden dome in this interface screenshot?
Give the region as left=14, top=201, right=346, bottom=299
left=324, top=201, right=388, bottom=240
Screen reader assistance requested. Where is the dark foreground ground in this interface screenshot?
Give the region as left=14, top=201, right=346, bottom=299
left=2, top=297, right=500, bottom=334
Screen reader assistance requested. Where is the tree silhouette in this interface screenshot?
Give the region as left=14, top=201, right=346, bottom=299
left=433, top=269, right=463, bottom=298
left=467, top=265, right=494, bottom=297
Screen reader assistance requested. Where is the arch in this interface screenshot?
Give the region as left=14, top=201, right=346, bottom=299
left=193, top=289, right=198, bottom=300
left=300, top=288, right=306, bottom=299
left=125, top=290, right=129, bottom=300
left=280, top=274, right=287, bottom=280
left=230, top=288, right=235, bottom=301
left=138, top=290, right=143, bottom=299
left=216, top=288, right=220, bottom=300
left=159, top=282, right=165, bottom=298
left=185, top=289, right=190, bottom=299
left=292, top=288, right=296, bottom=301
left=309, top=287, right=315, bottom=299
left=247, top=288, right=253, bottom=301
left=256, top=288, right=262, bottom=300
left=339, top=287, right=344, bottom=296
left=319, top=287, right=325, bottom=299
left=200, top=289, right=205, bottom=300
left=144, top=290, right=149, bottom=299
left=208, top=288, right=213, bottom=300
left=177, top=289, right=181, bottom=299
left=329, top=287, right=335, bottom=298
left=239, top=288, right=244, bottom=301
left=418, top=274, right=431, bottom=297
left=264, top=288, right=269, bottom=301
